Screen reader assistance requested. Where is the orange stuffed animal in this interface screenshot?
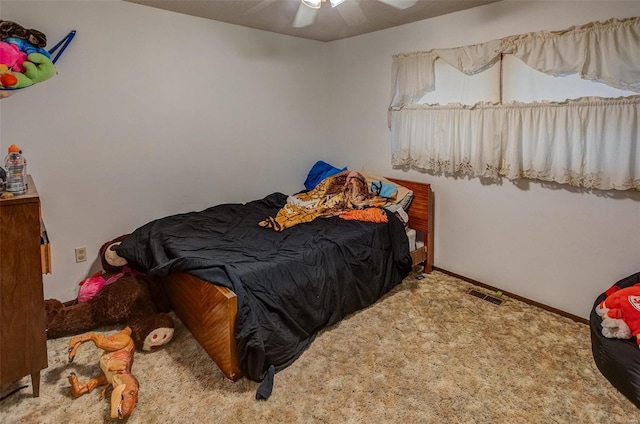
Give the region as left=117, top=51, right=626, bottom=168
left=595, top=283, right=640, bottom=347
left=68, top=326, right=139, bottom=419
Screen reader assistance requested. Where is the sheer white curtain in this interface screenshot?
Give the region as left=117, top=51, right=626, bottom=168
left=389, top=17, right=640, bottom=190
left=391, top=103, right=504, bottom=179
left=501, top=97, right=639, bottom=190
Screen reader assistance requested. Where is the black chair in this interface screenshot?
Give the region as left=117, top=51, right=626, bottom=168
left=590, top=271, right=640, bottom=409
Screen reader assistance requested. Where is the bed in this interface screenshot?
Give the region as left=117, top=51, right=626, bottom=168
left=116, top=174, right=433, bottom=396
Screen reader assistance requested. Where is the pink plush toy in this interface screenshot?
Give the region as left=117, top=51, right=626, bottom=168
left=0, top=41, right=26, bottom=72
left=595, top=283, right=640, bottom=348
left=77, top=266, right=140, bottom=303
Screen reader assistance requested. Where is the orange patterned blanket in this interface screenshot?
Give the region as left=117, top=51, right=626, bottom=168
left=259, top=171, right=389, bottom=231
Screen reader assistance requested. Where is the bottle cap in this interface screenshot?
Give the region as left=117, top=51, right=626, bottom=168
left=8, top=144, right=20, bottom=153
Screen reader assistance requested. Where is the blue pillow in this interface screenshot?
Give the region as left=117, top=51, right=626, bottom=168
left=371, top=181, right=398, bottom=198
left=304, top=161, right=347, bottom=191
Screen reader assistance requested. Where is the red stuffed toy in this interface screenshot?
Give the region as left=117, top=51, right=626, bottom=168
left=595, top=283, right=640, bottom=347
left=45, top=235, right=175, bottom=351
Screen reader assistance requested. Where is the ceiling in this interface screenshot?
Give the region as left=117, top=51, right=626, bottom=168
left=125, top=0, right=499, bottom=42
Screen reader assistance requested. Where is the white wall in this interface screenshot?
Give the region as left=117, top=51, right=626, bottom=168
left=324, top=1, right=640, bottom=319
left=2, top=1, right=639, bottom=320
left=0, top=1, right=328, bottom=301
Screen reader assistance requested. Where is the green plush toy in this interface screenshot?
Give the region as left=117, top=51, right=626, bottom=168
left=10, top=71, right=34, bottom=88
left=11, top=52, right=56, bottom=88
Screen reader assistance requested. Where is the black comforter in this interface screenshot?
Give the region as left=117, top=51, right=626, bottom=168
left=116, top=192, right=412, bottom=392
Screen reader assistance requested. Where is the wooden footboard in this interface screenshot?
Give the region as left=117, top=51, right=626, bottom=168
left=162, top=178, right=433, bottom=382
left=162, top=272, right=242, bottom=381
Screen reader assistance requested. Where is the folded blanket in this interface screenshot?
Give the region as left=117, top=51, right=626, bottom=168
left=340, top=208, right=388, bottom=223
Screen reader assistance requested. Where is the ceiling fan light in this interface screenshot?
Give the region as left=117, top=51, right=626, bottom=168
left=302, top=0, right=322, bottom=9
left=330, top=0, right=346, bottom=7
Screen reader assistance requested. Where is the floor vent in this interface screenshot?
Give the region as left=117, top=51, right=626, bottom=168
left=468, top=289, right=505, bottom=305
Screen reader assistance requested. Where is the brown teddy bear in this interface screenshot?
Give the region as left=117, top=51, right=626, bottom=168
left=45, top=235, right=175, bottom=351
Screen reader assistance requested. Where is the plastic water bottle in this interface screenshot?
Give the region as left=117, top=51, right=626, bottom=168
left=4, top=144, right=27, bottom=195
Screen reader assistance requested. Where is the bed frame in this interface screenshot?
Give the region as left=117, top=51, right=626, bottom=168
left=162, top=178, right=433, bottom=381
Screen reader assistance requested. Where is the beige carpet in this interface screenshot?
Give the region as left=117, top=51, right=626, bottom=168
left=1, top=271, right=638, bottom=423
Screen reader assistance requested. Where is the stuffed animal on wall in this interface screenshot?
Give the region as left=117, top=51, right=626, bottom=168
left=595, top=283, right=640, bottom=348
left=21, top=52, right=55, bottom=83
left=11, top=52, right=56, bottom=88
left=0, top=40, right=26, bottom=72
left=0, top=52, right=56, bottom=89
left=0, top=20, right=47, bottom=48
left=0, top=20, right=54, bottom=91
left=45, top=236, right=175, bottom=351
left=4, top=37, right=50, bottom=57
left=0, top=64, right=18, bottom=88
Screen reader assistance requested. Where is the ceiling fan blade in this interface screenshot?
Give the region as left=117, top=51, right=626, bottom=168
left=244, top=0, right=279, bottom=15
left=377, top=0, right=418, bottom=10
left=337, top=0, right=366, bottom=26
left=293, top=2, right=319, bottom=28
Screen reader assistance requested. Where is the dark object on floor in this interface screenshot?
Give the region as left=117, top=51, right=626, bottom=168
left=590, top=271, right=640, bottom=409
left=0, top=384, right=28, bottom=401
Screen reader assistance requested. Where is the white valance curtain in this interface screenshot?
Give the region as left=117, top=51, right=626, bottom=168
left=389, top=17, right=640, bottom=190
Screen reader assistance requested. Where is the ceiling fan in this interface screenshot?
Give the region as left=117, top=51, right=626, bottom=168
left=246, top=0, right=418, bottom=29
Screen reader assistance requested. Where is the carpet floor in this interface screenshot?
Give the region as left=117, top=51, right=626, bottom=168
left=1, top=271, right=638, bottom=423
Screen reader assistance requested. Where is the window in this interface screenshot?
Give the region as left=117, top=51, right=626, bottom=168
left=389, top=17, right=640, bottom=191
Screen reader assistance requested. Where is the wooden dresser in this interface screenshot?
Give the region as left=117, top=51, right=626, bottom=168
left=0, top=175, right=48, bottom=397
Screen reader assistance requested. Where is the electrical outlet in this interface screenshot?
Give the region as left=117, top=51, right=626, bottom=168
left=75, top=246, right=87, bottom=263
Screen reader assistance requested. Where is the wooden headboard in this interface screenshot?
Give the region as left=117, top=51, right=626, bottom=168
left=386, top=177, right=434, bottom=273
